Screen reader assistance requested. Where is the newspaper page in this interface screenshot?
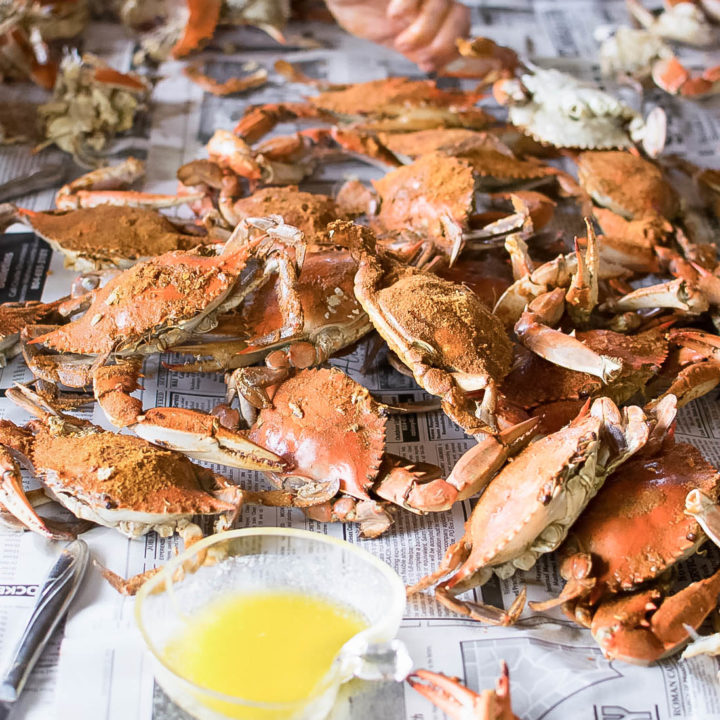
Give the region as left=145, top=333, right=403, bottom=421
left=0, top=2, right=719, bottom=719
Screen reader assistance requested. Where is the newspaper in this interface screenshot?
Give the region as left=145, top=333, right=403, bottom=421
left=0, top=2, right=719, bottom=718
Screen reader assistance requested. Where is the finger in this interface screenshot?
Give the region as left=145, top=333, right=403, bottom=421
left=412, top=4, right=471, bottom=72
left=394, top=0, right=452, bottom=52
left=387, top=0, right=420, bottom=20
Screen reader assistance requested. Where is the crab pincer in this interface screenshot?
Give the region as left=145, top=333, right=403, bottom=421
left=408, top=663, right=517, bottom=720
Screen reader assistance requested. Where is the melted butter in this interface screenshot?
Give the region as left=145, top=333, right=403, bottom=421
left=162, top=590, right=366, bottom=717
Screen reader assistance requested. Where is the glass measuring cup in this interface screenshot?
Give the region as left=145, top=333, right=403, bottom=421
left=135, top=528, right=411, bottom=720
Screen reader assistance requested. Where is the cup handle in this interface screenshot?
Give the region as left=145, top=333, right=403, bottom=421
left=341, top=639, right=413, bottom=682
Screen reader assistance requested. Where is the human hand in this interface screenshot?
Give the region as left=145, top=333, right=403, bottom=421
left=324, top=0, right=471, bottom=73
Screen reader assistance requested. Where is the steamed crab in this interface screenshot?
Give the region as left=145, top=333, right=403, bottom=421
left=408, top=397, right=651, bottom=624
left=530, top=399, right=720, bottom=664
left=626, top=0, right=718, bottom=46
left=3, top=204, right=204, bottom=270
left=326, top=221, right=513, bottom=435
left=238, top=367, right=535, bottom=537
left=493, top=67, right=664, bottom=154
left=172, top=244, right=371, bottom=377
left=234, top=76, right=491, bottom=142
left=0, top=385, right=244, bottom=542
left=21, top=217, right=304, bottom=470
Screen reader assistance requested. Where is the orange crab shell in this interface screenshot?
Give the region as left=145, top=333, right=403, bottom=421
left=577, top=151, right=680, bottom=220
left=372, top=152, right=476, bottom=247
left=171, top=0, right=222, bottom=58
left=248, top=367, right=386, bottom=501
left=309, top=77, right=485, bottom=116
left=229, top=187, right=344, bottom=237
left=29, top=249, right=249, bottom=355
left=563, top=442, right=720, bottom=599
left=240, top=248, right=364, bottom=349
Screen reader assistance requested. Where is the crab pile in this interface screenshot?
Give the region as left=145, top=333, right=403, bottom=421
left=0, top=13, right=720, bottom=709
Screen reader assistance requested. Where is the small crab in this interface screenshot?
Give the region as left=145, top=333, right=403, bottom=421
left=408, top=663, right=517, bottom=720
left=5, top=204, right=203, bottom=270
left=493, top=67, right=663, bottom=153
left=173, top=245, right=371, bottom=377
left=408, top=397, right=651, bottom=625
left=0, top=384, right=242, bottom=542
left=327, top=221, right=514, bottom=435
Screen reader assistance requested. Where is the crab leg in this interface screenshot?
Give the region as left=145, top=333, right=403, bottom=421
left=305, top=497, right=395, bottom=539
left=447, top=417, right=538, bottom=501
left=515, top=289, right=623, bottom=382
left=56, top=157, right=145, bottom=199
left=436, top=583, right=527, bottom=626
left=565, top=221, right=599, bottom=326
left=408, top=663, right=517, bottom=720
left=56, top=190, right=205, bottom=212
left=0, top=446, right=72, bottom=540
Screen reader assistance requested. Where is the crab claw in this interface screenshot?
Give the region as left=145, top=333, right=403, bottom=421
left=685, top=489, right=720, bottom=548
left=408, top=663, right=517, bottom=720
left=0, top=444, right=72, bottom=540
left=134, top=407, right=286, bottom=472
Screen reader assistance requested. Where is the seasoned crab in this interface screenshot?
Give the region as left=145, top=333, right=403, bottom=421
left=577, top=151, right=680, bottom=220
left=328, top=221, right=513, bottom=434
left=492, top=67, right=661, bottom=152
left=408, top=663, right=517, bottom=720
left=234, top=76, right=491, bottom=143
left=23, top=217, right=304, bottom=469
left=217, top=185, right=348, bottom=235
left=38, top=53, right=151, bottom=166
left=408, top=397, right=650, bottom=624
left=244, top=367, right=534, bottom=536
left=0, top=385, right=241, bottom=542
left=5, top=204, right=203, bottom=270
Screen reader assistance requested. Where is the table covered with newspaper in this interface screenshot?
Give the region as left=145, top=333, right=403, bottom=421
left=1, top=2, right=720, bottom=718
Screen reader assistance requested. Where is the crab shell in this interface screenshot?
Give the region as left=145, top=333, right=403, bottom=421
left=29, top=238, right=271, bottom=356
left=371, top=152, right=476, bottom=252
left=309, top=77, right=484, bottom=117
left=248, top=367, right=386, bottom=501
left=3, top=420, right=236, bottom=538
left=502, top=327, right=669, bottom=410
left=0, top=299, right=67, bottom=361
left=15, top=206, right=201, bottom=270
left=445, top=407, right=607, bottom=593
left=577, top=151, right=680, bottom=219
left=496, top=69, right=645, bottom=150
left=227, top=187, right=345, bottom=236
left=561, top=441, right=720, bottom=598
left=240, top=248, right=370, bottom=355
